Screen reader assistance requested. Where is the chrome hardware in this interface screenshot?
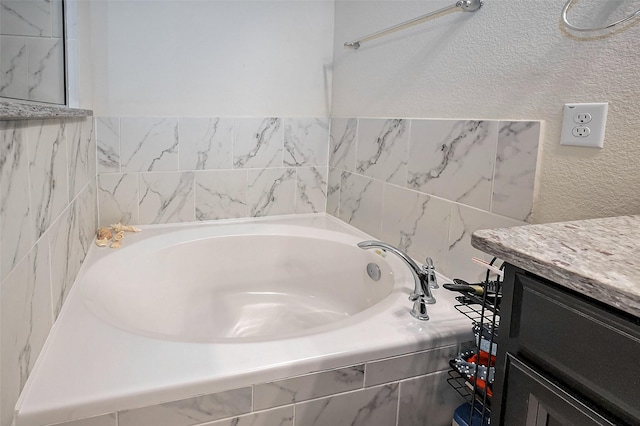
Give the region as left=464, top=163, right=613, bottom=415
left=410, top=297, right=430, bottom=321
left=423, top=257, right=438, bottom=289
left=366, top=263, right=381, bottom=281
left=344, top=0, right=482, bottom=49
left=458, top=0, right=483, bottom=13
left=357, top=240, right=436, bottom=321
left=561, top=0, right=640, bottom=32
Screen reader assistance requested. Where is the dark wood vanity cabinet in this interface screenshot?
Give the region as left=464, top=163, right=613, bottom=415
left=491, top=265, right=640, bottom=425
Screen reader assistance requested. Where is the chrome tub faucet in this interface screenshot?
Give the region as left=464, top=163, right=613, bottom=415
left=357, top=240, right=436, bottom=321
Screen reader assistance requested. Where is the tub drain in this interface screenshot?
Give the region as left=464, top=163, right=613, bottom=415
left=366, top=263, right=381, bottom=281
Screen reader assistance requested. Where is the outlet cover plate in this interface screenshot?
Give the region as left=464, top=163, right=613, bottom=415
left=561, top=103, right=608, bottom=148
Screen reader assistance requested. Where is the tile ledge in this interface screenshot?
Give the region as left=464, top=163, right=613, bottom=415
left=0, top=101, right=93, bottom=120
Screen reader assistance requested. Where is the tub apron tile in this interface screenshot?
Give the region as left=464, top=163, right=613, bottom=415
left=200, top=406, right=294, bottom=426
left=118, top=387, right=251, bottom=426
left=364, top=345, right=458, bottom=387
left=294, top=383, right=398, bottom=426
left=397, top=371, right=466, bottom=426
left=253, top=365, right=364, bottom=410
left=46, top=413, right=117, bottom=426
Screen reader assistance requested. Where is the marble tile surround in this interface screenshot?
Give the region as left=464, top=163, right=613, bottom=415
left=97, top=117, right=330, bottom=227
left=0, top=114, right=537, bottom=425
left=38, top=344, right=466, bottom=426
left=96, top=115, right=540, bottom=281
left=329, top=118, right=540, bottom=281
left=0, top=117, right=97, bottom=426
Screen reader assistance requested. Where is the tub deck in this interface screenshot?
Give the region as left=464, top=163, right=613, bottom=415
left=15, top=214, right=473, bottom=426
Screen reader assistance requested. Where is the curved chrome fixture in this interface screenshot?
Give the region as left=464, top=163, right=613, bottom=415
left=344, top=0, right=483, bottom=49
left=424, top=257, right=438, bottom=289
left=357, top=240, right=436, bottom=321
left=562, top=0, right=640, bottom=32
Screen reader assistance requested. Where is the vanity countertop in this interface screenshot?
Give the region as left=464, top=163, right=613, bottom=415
left=471, top=215, right=640, bottom=318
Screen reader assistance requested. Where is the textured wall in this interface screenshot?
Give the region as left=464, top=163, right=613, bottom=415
left=332, top=0, right=640, bottom=223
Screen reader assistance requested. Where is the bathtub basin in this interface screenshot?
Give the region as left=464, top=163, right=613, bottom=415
left=82, top=227, right=396, bottom=343
left=16, top=214, right=473, bottom=426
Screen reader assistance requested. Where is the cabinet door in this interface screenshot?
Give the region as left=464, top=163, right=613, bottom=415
left=502, top=356, right=616, bottom=426
left=514, top=273, right=640, bottom=421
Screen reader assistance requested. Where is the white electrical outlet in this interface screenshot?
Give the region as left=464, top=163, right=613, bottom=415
left=561, top=103, right=608, bottom=148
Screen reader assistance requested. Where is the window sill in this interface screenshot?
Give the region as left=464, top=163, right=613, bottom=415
left=0, top=101, right=93, bottom=120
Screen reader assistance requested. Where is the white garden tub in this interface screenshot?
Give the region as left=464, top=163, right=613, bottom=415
left=16, top=214, right=472, bottom=426
left=82, top=223, right=399, bottom=343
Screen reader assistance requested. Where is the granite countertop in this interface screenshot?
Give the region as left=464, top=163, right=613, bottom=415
left=0, top=101, right=92, bottom=120
left=471, top=215, right=640, bottom=318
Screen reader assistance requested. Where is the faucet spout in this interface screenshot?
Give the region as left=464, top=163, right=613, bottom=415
left=357, top=241, right=436, bottom=319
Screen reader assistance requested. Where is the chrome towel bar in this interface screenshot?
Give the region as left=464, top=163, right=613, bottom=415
left=561, top=0, right=640, bottom=32
left=344, top=0, right=482, bottom=50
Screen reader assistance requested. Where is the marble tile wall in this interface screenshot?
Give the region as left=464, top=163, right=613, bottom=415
left=0, top=0, right=66, bottom=104
left=328, top=118, right=541, bottom=281
left=97, top=115, right=541, bottom=282
left=0, top=113, right=539, bottom=426
left=0, top=117, right=97, bottom=426
left=96, top=117, right=330, bottom=226
left=43, top=344, right=465, bottom=426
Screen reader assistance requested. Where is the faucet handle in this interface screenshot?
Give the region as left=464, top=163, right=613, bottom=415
left=424, top=257, right=434, bottom=270
left=422, top=257, right=438, bottom=289
left=410, top=297, right=430, bottom=321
